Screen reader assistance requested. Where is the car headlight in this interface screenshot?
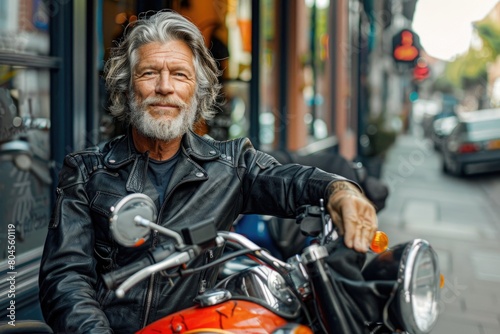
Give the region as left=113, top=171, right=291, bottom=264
left=397, top=239, right=440, bottom=334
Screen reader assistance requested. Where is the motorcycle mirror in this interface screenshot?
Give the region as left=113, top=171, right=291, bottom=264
left=110, top=193, right=157, bottom=247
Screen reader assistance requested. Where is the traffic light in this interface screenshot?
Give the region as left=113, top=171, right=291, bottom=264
left=392, top=29, right=421, bottom=63
left=413, top=57, right=430, bottom=81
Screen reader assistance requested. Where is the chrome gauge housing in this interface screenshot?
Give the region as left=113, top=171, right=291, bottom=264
left=215, top=265, right=302, bottom=319
left=397, top=239, right=440, bottom=334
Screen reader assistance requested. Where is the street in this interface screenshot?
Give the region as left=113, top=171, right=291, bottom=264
left=378, top=130, right=500, bottom=334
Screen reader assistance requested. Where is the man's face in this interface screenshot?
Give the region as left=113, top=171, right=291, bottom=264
left=129, top=40, right=198, bottom=141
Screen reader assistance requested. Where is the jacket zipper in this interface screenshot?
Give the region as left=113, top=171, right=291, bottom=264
left=51, top=188, right=64, bottom=228
left=199, top=249, right=214, bottom=294
left=141, top=156, right=207, bottom=328
left=141, top=230, right=158, bottom=328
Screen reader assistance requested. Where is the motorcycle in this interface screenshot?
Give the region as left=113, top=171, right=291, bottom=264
left=100, top=193, right=442, bottom=334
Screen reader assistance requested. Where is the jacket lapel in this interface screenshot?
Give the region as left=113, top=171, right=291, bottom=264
left=164, top=131, right=220, bottom=200
left=102, top=131, right=148, bottom=193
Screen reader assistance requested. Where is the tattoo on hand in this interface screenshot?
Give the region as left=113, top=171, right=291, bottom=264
left=331, top=181, right=360, bottom=194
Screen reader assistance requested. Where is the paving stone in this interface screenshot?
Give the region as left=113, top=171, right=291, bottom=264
left=402, top=199, right=438, bottom=225
left=482, top=325, right=500, bottom=334
left=437, top=294, right=463, bottom=315
left=434, top=309, right=500, bottom=332
left=461, top=291, right=498, bottom=314
left=470, top=250, right=500, bottom=282
left=468, top=281, right=500, bottom=298
left=439, top=202, right=495, bottom=230
left=406, top=221, right=482, bottom=240
left=431, top=316, right=482, bottom=334
left=451, top=310, right=500, bottom=327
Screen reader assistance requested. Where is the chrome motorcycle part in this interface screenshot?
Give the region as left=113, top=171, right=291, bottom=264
left=194, top=289, right=232, bottom=307
left=218, top=231, right=291, bottom=270
left=301, top=243, right=328, bottom=264
left=397, top=239, right=440, bottom=334
left=116, top=250, right=196, bottom=298
left=109, top=193, right=156, bottom=247
left=286, top=255, right=311, bottom=299
left=362, top=238, right=440, bottom=333
left=216, top=265, right=301, bottom=318
left=134, top=215, right=185, bottom=246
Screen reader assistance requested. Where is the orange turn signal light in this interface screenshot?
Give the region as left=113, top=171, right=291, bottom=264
left=133, top=238, right=146, bottom=247
left=440, top=274, right=445, bottom=289
left=370, top=231, right=389, bottom=253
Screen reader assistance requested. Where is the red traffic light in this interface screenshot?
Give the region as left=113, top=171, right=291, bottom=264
left=392, top=29, right=420, bottom=63
left=413, top=57, right=430, bottom=81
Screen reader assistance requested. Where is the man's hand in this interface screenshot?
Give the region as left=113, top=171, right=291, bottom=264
left=326, top=181, right=378, bottom=253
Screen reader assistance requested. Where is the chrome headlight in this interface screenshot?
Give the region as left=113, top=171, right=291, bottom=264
left=397, top=239, right=440, bottom=334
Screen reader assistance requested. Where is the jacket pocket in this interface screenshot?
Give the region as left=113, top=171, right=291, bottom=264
left=94, top=240, right=114, bottom=271
left=90, top=191, right=123, bottom=217
left=256, top=152, right=279, bottom=170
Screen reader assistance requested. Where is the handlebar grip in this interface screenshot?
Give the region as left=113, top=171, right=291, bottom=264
left=102, top=243, right=176, bottom=290
left=102, top=257, right=153, bottom=290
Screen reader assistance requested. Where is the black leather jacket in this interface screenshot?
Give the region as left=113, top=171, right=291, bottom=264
left=39, top=130, right=348, bottom=334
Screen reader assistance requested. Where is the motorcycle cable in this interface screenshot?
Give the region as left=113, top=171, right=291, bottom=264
left=317, top=199, right=337, bottom=247
left=173, top=248, right=254, bottom=277
left=311, top=296, right=331, bottom=334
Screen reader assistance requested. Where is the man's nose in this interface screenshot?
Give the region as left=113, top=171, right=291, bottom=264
left=155, top=73, right=174, bottom=95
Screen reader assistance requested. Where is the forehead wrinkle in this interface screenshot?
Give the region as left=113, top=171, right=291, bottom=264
left=136, top=42, right=194, bottom=68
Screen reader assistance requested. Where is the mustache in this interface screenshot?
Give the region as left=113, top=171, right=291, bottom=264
left=140, top=96, right=188, bottom=109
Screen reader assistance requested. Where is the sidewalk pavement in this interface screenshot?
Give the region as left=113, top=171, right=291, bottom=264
left=377, top=133, right=500, bottom=334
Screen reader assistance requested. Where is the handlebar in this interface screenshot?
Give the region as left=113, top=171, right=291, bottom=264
left=104, top=202, right=303, bottom=298
left=115, top=247, right=200, bottom=298
left=217, top=231, right=291, bottom=270
left=104, top=231, right=292, bottom=298
left=102, top=243, right=176, bottom=290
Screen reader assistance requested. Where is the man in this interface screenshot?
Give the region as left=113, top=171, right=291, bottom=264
left=39, top=11, right=377, bottom=334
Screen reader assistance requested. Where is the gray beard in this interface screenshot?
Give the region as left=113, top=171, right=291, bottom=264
left=128, top=94, right=198, bottom=141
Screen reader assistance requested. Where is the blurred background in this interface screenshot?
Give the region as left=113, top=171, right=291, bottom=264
left=1, top=0, right=499, bottom=332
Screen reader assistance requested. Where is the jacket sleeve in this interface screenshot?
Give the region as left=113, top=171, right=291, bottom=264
left=39, top=154, right=113, bottom=334
left=238, top=138, right=360, bottom=217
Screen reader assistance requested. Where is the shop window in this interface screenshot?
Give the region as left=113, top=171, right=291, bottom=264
left=0, top=1, right=52, bottom=260
left=0, top=67, right=51, bottom=260
left=0, top=0, right=52, bottom=320
left=0, top=0, right=50, bottom=55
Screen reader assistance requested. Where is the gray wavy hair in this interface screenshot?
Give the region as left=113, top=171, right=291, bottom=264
left=104, top=10, right=222, bottom=122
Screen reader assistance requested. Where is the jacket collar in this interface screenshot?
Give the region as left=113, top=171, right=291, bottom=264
left=103, top=128, right=220, bottom=169
left=181, top=130, right=220, bottom=161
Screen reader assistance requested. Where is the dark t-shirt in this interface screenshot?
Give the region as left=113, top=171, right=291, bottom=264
left=147, top=151, right=180, bottom=204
